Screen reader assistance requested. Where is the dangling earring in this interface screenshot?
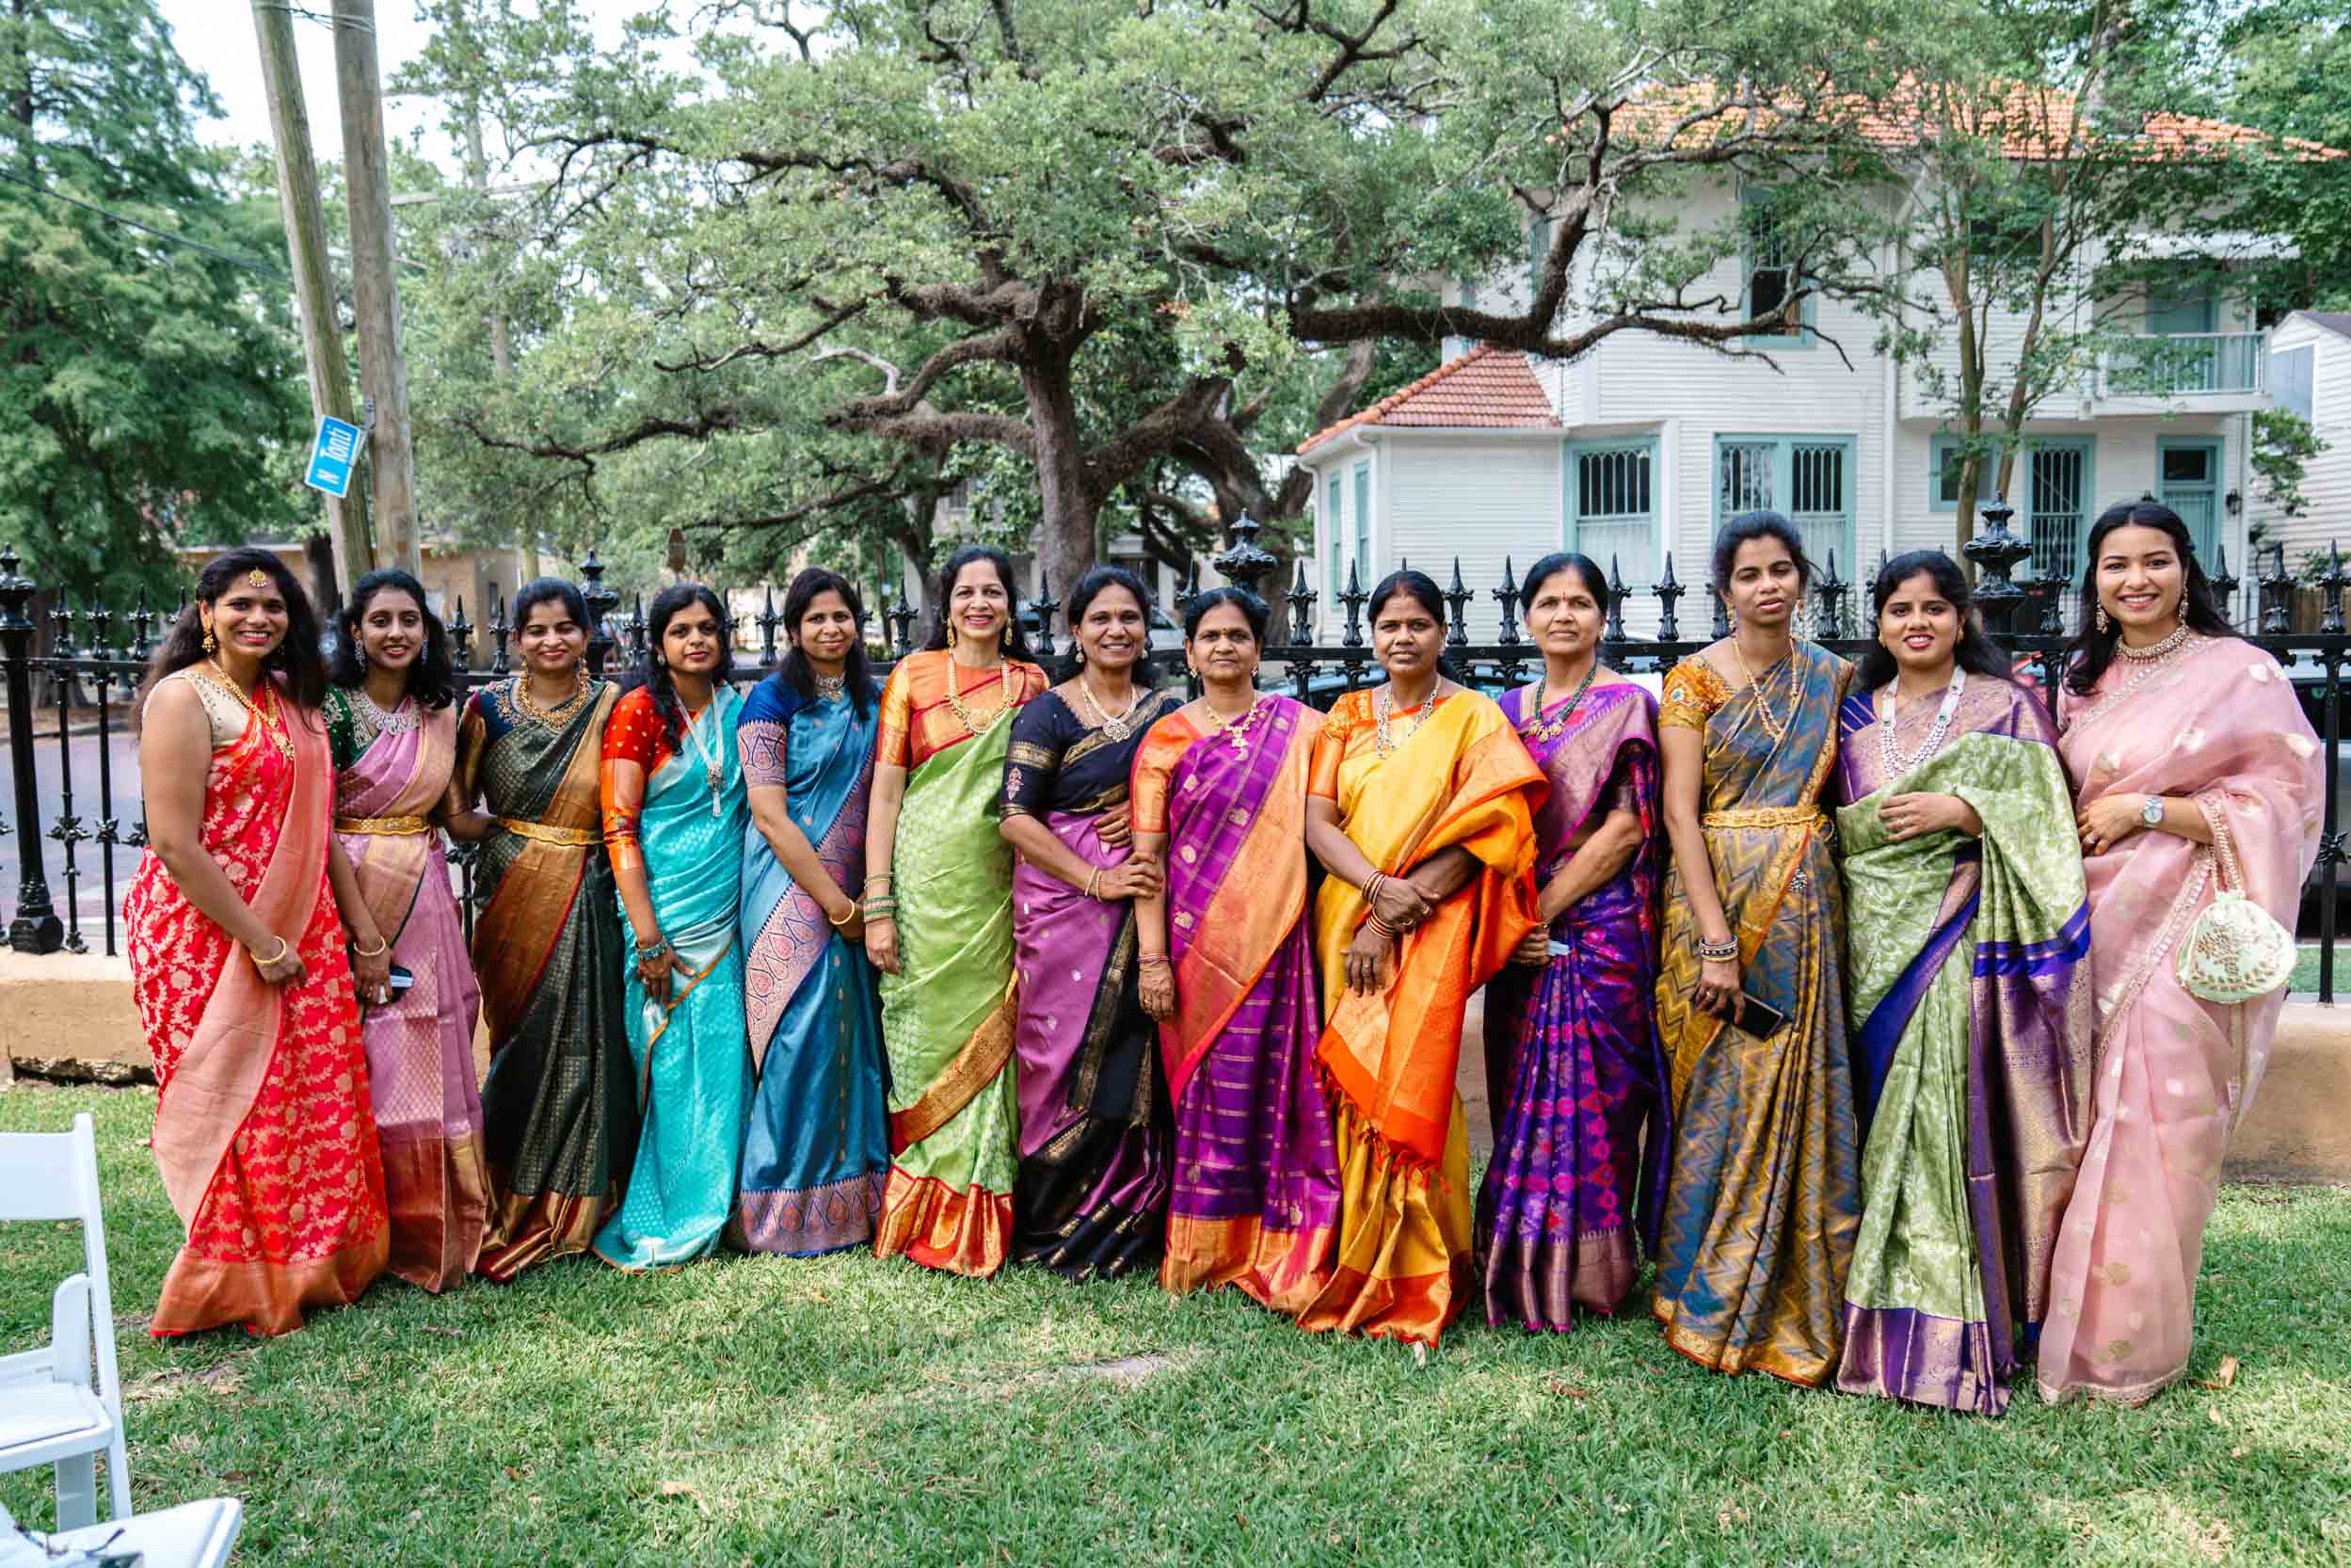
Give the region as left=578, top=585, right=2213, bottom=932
left=357, top=645, right=370, bottom=674
left=201, top=625, right=216, bottom=655
left=1728, top=608, right=1740, bottom=637
left=2177, top=593, right=2188, bottom=627
left=948, top=621, right=959, bottom=650
left=2096, top=602, right=2110, bottom=633
left=1075, top=645, right=1086, bottom=667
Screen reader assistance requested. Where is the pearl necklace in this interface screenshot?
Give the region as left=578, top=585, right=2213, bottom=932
left=943, top=658, right=1015, bottom=735
left=2116, top=622, right=2194, bottom=662
left=1075, top=676, right=1144, bottom=742
left=1879, top=667, right=1967, bottom=778
left=1207, top=694, right=1271, bottom=755
left=1519, top=660, right=1599, bottom=744
left=1374, top=683, right=1442, bottom=757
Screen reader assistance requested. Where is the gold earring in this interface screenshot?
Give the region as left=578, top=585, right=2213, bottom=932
left=2177, top=594, right=2188, bottom=627
left=948, top=621, right=958, bottom=650
left=2096, top=602, right=2110, bottom=633
left=201, top=626, right=216, bottom=655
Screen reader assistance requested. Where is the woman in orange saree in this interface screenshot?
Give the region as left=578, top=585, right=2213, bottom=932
left=325, top=569, right=487, bottom=1292
left=125, top=549, right=389, bottom=1336
left=1298, top=569, right=1543, bottom=1345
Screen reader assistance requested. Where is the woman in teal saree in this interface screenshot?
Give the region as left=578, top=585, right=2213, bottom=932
left=1832, top=552, right=2092, bottom=1415
left=595, top=584, right=752, bottom=1270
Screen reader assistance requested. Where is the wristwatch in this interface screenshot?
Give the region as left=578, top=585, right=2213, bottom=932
left=2139, top=794, right=2165, bottom=827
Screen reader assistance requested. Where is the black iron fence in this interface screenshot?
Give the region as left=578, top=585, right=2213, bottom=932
left=3, top=504, right=2344, bottom=999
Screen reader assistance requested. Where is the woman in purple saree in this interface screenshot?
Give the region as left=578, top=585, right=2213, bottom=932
left=1000, top=567, right=1179, bottom=1279
left=1132, top=587, right=1340, bottom=1312
left=1479, top=552, right=1667, bottom=1332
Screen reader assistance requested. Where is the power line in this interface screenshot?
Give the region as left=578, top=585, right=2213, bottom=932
left=0, top=166, right=290, bottom=280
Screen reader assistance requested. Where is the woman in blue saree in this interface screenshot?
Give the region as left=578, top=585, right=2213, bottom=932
left=732, top=568, right=891, bottom=1255
left=1832, top=552, right=2091, bottom=1414
left=594, top=583, right=752, bottom=1270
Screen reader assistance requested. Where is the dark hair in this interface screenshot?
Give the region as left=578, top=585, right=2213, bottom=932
left=622, top=583, right=735, bottom=753
left=329, top=568, right=457, bottom=710
left=136, top=547, right=327, bottom=718
left=1712, top=511, right=1814, bottom=595
left=1182, top=585, right=1271, bottom=645
left=1367, top=568, right=1446, bottom=626
left=511, top=576, right=589, bottom=635
left=922, top=544, right=1032, bottom=659
left=778, top=567, right=874, bottom=716
left=1519, top=552, right=1611, bottom=620
left=1853, top=550, right=2015, bottom=693
left=1062, top=564, right=1154, bottom=684
left=2062, top=499, right=2237, bottom=696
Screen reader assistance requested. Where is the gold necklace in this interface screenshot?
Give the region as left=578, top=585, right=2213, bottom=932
left=206, top=659, right=293, bottom=762
left=1730, top=638, right=1799, bottom=743
left=1520, top=659, right=1599, bottom=744
left=514, top=668, right=591, bottom=729
left=943, top=656, right=1016, bottom=735
left=1207, top=694, right=1270, bottom=755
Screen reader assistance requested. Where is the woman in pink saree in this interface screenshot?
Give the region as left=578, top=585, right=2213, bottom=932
left=2042, top=501, right=2322, bottom=1405
left=324, top=569, right=488, bottom=1292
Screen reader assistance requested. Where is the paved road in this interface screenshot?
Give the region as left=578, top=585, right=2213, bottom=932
left=0, top=728, right=146, bottom=952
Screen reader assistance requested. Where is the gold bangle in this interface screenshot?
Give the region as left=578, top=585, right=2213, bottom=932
left=828, top=904, right=856, bottom=928
left=349, top=933, right=390, bottom=959
left=248, top=935, right=290, bottom=967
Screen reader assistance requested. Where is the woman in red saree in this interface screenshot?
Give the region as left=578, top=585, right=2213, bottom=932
left=126, top=549, right=389, bottom=1336
left=1298, top=569, right=1543, bottom=1344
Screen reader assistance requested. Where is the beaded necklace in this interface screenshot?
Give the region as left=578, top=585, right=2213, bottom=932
left=1878, top=667, right=1967, bottom=777
left=1519, top=659, right=1600, bottom=744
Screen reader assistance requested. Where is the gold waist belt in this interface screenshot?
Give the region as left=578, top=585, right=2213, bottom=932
left=495, top=817, right=600, bottom=847
left=1703, top=805, right=1826, bottom=829
left=336, top=814, right=433, bottom=836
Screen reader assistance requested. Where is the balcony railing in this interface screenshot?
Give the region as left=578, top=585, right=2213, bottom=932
left=2099, top=329, right=2268, bottom=398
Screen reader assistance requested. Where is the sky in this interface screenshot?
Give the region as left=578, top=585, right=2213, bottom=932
left=156, top=2, right=442, bottom=163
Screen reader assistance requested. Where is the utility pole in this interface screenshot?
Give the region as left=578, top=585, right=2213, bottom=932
left=250, top=0, right=373, bottom=596
left=333, top=0, right=423, bottom=576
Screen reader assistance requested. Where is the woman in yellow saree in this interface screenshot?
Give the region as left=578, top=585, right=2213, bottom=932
left=1298, top=569, right=1543, bottom=1345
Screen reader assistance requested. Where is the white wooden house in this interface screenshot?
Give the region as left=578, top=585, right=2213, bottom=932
left=1298, top=97, right=2298, bottom=640
left=2247, top=312, right=2351, bottom=573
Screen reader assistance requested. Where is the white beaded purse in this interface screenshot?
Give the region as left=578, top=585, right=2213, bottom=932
left=2175, top=811, right=2296, bottom=1004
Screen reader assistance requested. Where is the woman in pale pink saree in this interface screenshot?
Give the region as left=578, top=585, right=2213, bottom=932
left=325, top=569, right=488, bottom=1291
left=2041, top=502, right=2322, bottom=1405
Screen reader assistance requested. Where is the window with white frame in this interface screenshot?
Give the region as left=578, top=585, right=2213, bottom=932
left=2273, top=344, right=2315, bottom=422
left=1351, top=461, right=1372, bottom=585
left=1324, top=473, right=1343, bottom=609
left=1716, top=435, right=1857, bottom=578
left=1565, top=440, right=1657, bottom=587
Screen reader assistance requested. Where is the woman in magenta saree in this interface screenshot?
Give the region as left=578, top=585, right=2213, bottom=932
left=1132, top=587, right=1340, bottom=1312
left=2041, top=502, right=2321, bottom=1405
left=1478, top=553, right=1667, bottom=1333
left=1000, top=567, right=1180, bottom=1279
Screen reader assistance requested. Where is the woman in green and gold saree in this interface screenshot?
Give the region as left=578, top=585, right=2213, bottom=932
left=449, top=579, right=638, bottom=1281
left=1833, top=552, right=2091, bottom=1415
left=863, top=546, right=1049, bottom=1277
left=1652, top=512, right=1859, bottom=1386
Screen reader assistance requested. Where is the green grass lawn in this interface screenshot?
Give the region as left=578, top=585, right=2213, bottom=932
left=2290, top=941, right=2351, bottom=997
left=5, top=1082, right=2349, bottom=1568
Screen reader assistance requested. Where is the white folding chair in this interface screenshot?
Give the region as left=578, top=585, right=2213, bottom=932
left=0, top=1112, right=132, bottom=1528
left=3, top=1496, right=243, bottom=1568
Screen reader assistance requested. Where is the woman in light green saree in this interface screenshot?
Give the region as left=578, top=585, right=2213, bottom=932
left=863, top=546, right=1048, bottom=1276
left=1832, top=552, right=2092, bottom=1415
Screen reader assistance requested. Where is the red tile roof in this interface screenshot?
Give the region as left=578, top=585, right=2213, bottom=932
left=1296, top=345, right=1557, bottom=456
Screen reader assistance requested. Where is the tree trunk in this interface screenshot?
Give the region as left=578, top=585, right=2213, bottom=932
left=1019, top=351, right=1098, bottom=599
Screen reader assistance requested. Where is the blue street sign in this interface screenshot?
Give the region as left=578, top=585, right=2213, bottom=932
left=305, top=414, right=363, bottom=499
